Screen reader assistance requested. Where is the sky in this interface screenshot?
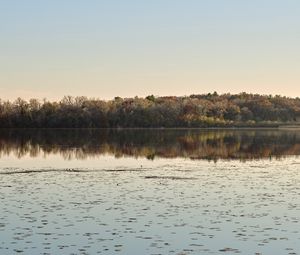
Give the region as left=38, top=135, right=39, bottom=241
left=0, top=0, right=300, bottom=101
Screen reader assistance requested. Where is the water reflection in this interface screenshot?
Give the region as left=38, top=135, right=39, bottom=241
left=0, top=129, right=300, bottom=161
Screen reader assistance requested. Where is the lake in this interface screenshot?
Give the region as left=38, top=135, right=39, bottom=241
left=0, top=129, right=299, bottom=255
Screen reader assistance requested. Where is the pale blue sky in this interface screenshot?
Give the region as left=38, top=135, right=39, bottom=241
left=1, top=0, right=299, bottom=100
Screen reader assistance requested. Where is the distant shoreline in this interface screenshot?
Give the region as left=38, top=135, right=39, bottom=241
left=1, top=93, right=300, bottom=128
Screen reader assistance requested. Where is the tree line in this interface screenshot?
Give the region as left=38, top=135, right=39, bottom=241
left=1, top=92, right=300, bottom=128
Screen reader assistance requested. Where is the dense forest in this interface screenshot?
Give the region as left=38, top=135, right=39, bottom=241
left=1, top=93, right=300, bottom=128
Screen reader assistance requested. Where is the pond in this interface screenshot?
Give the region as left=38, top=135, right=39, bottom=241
left=0, top=129, right=299, bottom=255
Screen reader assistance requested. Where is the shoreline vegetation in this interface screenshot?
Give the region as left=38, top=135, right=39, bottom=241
left=1, top=92, right=300, bottom=128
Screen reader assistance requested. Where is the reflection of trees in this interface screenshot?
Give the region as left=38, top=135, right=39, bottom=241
left=0, top=129, right=300, bottom=161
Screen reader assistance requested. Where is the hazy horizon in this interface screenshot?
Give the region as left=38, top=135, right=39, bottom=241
left=2, top=91, right=300, bottom=103
left=1, top=0, right=300, bottom=100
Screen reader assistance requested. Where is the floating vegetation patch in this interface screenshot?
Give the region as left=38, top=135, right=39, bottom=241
left=0, top=168, right=88, bottom=175
left=144, top=175, right=197, bottom=180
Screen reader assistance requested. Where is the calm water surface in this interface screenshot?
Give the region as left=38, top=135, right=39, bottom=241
left=0, top=129, right=300, bottom=255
